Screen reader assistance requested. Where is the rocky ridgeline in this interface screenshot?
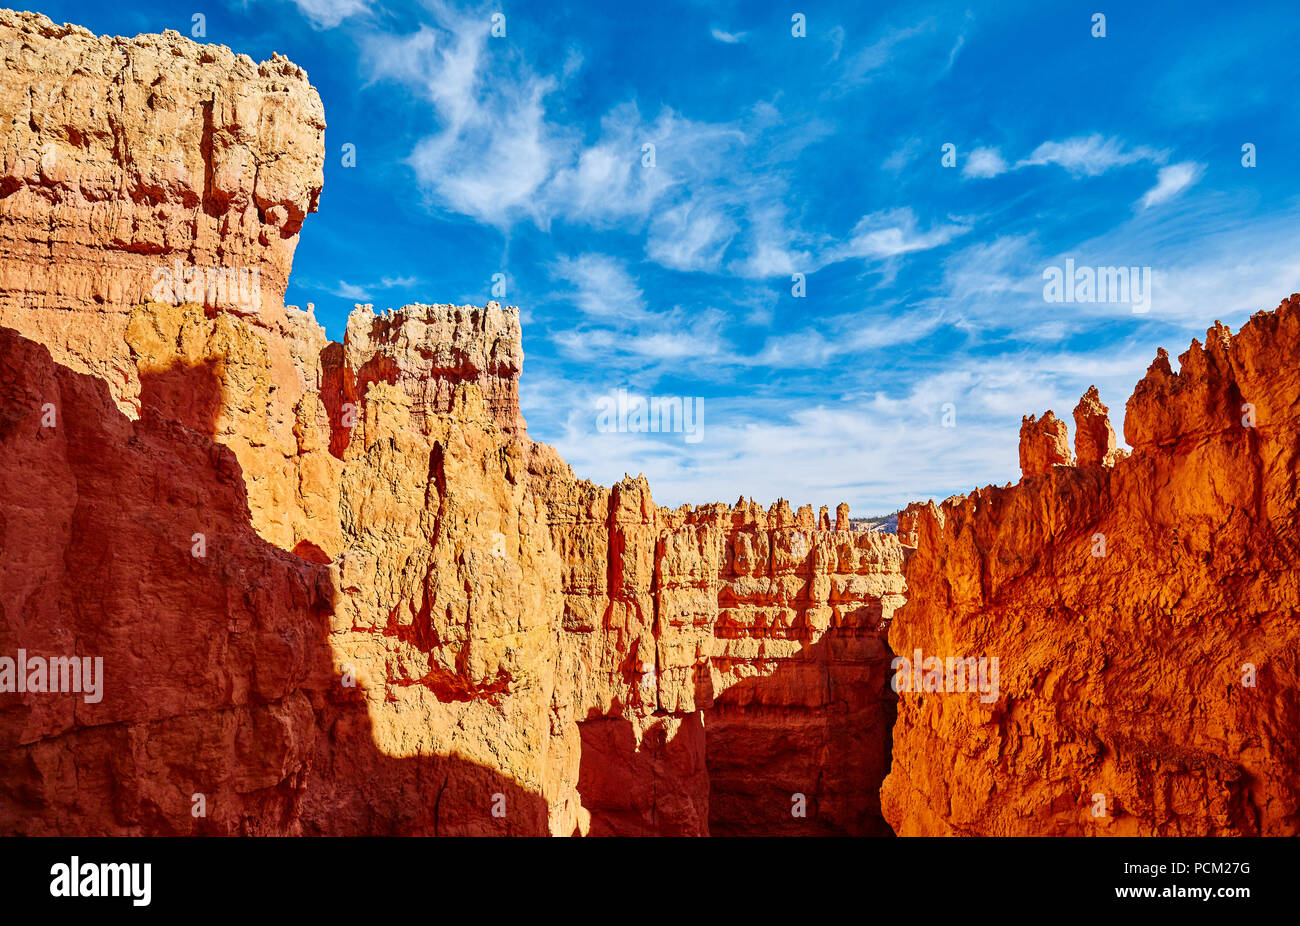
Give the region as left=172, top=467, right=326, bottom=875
left=887, top=303, right=1300, bottom=835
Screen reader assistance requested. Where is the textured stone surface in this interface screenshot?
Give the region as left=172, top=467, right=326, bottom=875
left=1018, top=409, right=1073, bottom=477
left=1, top=291, right=902, bottom=834
left=522, top=468, right=903, bottom=835
left=0, top=8, right=325, bottom=422
left=666, top=501, right=903, bottom=835
left=1073, top=385, right=1121, bottom=467
left=338, top=302, right=525, bottom=440
left=9, top=8, right=1295, bottom=840
left=882, top=297, right=1300, bottom=836
left=0, top=11, right=901, bottom=836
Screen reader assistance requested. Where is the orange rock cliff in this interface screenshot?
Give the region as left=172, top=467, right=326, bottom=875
left=1, top=11, right=1297, bottom=836
left=884, top=307, right=1300, bottom=836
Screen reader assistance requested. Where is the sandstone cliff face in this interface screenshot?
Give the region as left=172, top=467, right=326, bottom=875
left=522, top=473, right=905, bottom=835
left=653, top=501, right=902, bottom=835
left=0, top=12, right=902, bottom=836
left=1018, top=409, right=1072, bottom=477
left=0, top=9, right=324, bottom=404
left=1073, top=385, right=1122, bottom=468
left=0, top=7, right=330, bottom=558
left=338, top=302, right=525, bottom=440
left=883, top=299, right=1300, bottom=836
left=2, top=289, right=903, bottom=834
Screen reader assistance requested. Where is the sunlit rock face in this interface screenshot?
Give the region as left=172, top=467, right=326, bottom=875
left=884, top=299, right=1300, bottom=836
left=0, top=8, right=325, bottom=415
left=0, top=11, right=902, bottom=836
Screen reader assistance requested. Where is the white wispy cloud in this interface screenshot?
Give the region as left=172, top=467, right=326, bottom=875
left=912, top=200, right=1300, bottom=331
left=363, top=17, right=766, bottom=261
left=834, top=208, right=970, bottom=261
left=524, top=342, right=1159, bottom=511
left=882, top=138, right=923, bottom=173
left=1017, top=134, right=1167, bottom=176
left=303, top=275, right=423, bottom=303
left=362, top=6, right=969, bottom=287
left=549, top=254, right=646, bottom=318
left=546, top=103, right=740, bottom=229
left=963, top=145, right=1008, bottom=178
left=355, top=11, right=907, bottom=276
left=711, top=28, right=747, bottom=44
left=749, top=307, right=944, bottom=367
left=945, top=33, right=966, bottom=71
left=647, top=201, right=739, bottom=273
left=333, top=280, right=371, bottom=300
left=728, top=207, right=968, bottom=279
left=835, top=19, right=937, bottom=88
left=550, top=308, right=731, bottom=366
left=364, top=10, right=559, bottom=228
left=545, top=252, right=738, bottom=377
left=1138, top=161, right=1205, bottom=209
left=289, top=0, right=370, bottom=29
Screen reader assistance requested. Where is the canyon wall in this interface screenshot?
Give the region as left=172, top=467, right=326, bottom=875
left=0, top=7, right=333, bottom=557
left=0, top=11, right=900, bottom=835
left=655, top=502, right=902, bottom=836
left=0, top=8, right=324, bottom=405
left=6, top=9, right=1296, bottom=839
left=524, top=470, right=904, bottom=836
left=883, top=302, right=1300, bottom=836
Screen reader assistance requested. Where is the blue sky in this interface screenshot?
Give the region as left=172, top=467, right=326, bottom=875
left=40, top=0, right=1300, bottom=512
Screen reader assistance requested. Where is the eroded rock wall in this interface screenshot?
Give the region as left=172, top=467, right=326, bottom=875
left=29, top=7, right=1295, bottom=840
left=0, top=8, right=325, bottom=407
left=0, top=8, right=331, bottom=557
left=0, top=323, right=336, bottom=834
left=658, top=502, right=904, bottom=835
left=882, top=299, right=1300, bottom=836
left=0, top=11, right=903, bottom=836
left=520, top=473, right=905, bottom=836
left=339, top=302, right=525, bottom=440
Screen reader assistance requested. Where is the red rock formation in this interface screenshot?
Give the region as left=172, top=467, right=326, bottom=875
left=521, top=467, right=903, bottom=835
left=9, top=9, right=1294, bottom=841
left=662, top=503, right=903, bottom=835
left=1073, top=385, right=1122, bottom=467
left=338, top=302, right=525, bottom=440
left=0, top=326, right=338, bottom=834
left=882, top=299, right=1300, bottom=835
left=0, top=8, right=333, bottom=559
left=1018, top=409, right=1073, bottom=477
left=0, top=11, right=904, bottom=836
left=0, top=8, right=325, bottom=418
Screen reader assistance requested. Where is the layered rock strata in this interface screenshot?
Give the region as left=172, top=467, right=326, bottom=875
left=0, top=7, right=329, bottom=556
left=0, top=11, right=901, bottom=836
left=523, top=476, right=905, bottom=836
left=0, top=294, right=903, bottom=834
